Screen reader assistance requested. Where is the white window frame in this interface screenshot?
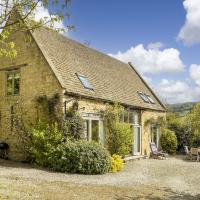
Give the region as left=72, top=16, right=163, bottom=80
left=82, top=113, right=104, bottom=146
left=6, top=70, right=21, bottom=96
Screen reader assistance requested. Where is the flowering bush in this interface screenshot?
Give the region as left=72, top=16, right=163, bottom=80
left=110, top=154, right=124, bottom=173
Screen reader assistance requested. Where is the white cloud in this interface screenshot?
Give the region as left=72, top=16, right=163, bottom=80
left=154, top=79, right=200, bottom=104
left=33, top=2, right=67, bottom=32
left=109, top=44, right=185, bottom=74
left=178, top=0, right=200, bottom=45
left=189, top=64, right=200, bottom=86
left=147, top=42, right=164, bottom=50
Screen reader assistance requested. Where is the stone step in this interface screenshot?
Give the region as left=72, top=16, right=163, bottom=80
left=124, top=155, right=148, bottom=162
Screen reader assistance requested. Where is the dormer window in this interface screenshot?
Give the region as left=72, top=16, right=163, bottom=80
left=6, top=70, right=20, bottom=96
left=77, top=73, right=93, bottom=90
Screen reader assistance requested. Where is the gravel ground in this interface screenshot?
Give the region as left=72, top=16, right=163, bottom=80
left=0, top=156, right=200, bottom=199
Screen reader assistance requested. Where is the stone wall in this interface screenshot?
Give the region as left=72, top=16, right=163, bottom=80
left=0, top=28, right=63, bottom=160
left=141, top=110, right=166, bottom=156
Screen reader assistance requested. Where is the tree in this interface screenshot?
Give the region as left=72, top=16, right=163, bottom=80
left=166, top=112, right=193, bottom=151
left=0, top=0, right=73, bottom=57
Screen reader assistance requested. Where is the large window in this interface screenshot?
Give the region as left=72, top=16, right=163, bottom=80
left=6, top=70, right=20, bottom=96
left=83, top=114, right=104, bottom=145
left=121, top=110, right=142, bottom=155
left=151, top=126, right=160, bottom=149
left=121, top=110, right=141, bottom=125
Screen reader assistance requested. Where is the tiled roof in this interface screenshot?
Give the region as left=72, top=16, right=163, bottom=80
left=32, top=28, right=166, bottom=111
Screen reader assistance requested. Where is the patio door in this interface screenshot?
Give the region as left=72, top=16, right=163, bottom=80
left=151, top=126, right=160, bottom=149
left=133, top=126, right=142, bottom=155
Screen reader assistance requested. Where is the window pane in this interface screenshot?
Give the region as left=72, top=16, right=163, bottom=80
left=6, top=71, right=20, bottom=96
left=7, top=74, right=13, bottom=95
left=84, top=120, right=90, bottom=141
left=92, top=120, right=99, bottom=142
left=124, top=111, right=129, bottom=123
left=78, top=75, right=92, bottom=90
left=147, top=95, right=155, bottom=104
left=138, top=92, right=150, bottom=103
left=129, top=112, right=134, bottom=124
left=14, top=72, right=20, bottom=95
left=134, top=111, right=141, bottom=125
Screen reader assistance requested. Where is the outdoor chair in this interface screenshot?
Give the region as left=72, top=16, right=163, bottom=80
left=150, top=142, right=168, bottom=159
left=184, top=145, right=191, bottom=160
left=189, top=147, right=199, bottom=162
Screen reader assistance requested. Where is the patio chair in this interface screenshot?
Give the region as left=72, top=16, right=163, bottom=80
left=150, top=142, right=168, bottom=159
left=184, top=145, right=191, bottom=160
left=189, top=147, right=199, bottom=162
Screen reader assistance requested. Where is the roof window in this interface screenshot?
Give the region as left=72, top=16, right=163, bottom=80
left=77, top=73, right=93, bottom=90
left=138, top=92, right=155, bottom=104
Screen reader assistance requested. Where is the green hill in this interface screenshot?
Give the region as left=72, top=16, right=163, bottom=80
left=166, top=102, right=198, bottom=115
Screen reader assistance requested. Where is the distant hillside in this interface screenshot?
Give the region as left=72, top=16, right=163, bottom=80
left=166, top=102, right=198, bottom=115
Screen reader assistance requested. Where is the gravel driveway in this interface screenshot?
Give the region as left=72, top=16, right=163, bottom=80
left=0, top=156, right=200, bottom=199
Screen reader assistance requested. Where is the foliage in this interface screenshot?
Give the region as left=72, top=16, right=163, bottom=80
left=160, top=129, right=177, bottom=154
left=166, top=113, right=193, bottom=151
left=30, top=122, right=64, bottom=165
left=0, top=0, right=73, bottom=58
left=110, top=154, right=124, bottom=173
left=145, top=116, right=166, bottom=128
left=108, top=122, right=132, bottom=157
left=62, top=101, right=85, bottom=140
left=50, top=140, right=111, bottom=175
left=35, top=95, right=85, bottom=140
left=103, top=104, right=133, bottom=157
left=35, top=93, right=62, bottom=124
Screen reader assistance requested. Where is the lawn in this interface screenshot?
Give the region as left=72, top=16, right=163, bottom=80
left=0, top=156, right=200, bottom=200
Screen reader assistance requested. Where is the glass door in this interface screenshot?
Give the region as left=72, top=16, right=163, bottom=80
left=134, top=126, right=141, bottom=155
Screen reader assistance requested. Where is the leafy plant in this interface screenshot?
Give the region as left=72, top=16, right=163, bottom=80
left=110, top=154, right=124, bottom=173
left=160, top=129, right=177, bottom=154
left=49, top=140, right=111, bottom=174
left=62, top=102, right=85, bottom=140
left=166, top=113, right=192, bottom=151
left=30, top=122, right=64, bottom=166
left=103, top=104, right=133, bottom=157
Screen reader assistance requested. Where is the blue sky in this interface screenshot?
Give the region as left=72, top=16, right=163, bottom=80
left=50, top=0, right=200, bottom=104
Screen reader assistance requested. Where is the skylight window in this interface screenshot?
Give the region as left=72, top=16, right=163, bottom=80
left=77, top=73, right=93, bottom=90
left=138, top=92, right=155, bottom=104
left=138, top=92, right=149, bottom=103
left=146, top=95, right=155, bottom=104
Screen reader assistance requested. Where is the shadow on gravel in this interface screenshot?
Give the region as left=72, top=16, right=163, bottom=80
left=116, top=188, right=200, bottom=200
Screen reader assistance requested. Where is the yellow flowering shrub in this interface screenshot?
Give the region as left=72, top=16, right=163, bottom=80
left=110, top=154, right=124, bottom=173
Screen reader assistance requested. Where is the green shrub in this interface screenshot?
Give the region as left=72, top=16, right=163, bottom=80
left=107, top=122, right=132, bottom=157
left=50, top=140, right=111, bottom=174
left=103, top=104, right=133, bottom=157
left=111, top=154, right=124, bottom=173
left=160, top=129, right=177, bottom=154
left=30, top=122, right=64, bottom=166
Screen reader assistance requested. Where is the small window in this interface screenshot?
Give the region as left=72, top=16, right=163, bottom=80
left=147, top=95, right=155, bottom=104
left=6, top=70, right=20, bottom=96
left=77, top=73, right=93, bottom=90
left=138, top=92, right=150, bottom=103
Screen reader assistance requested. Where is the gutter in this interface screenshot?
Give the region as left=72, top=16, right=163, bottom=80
left=64, top=90, right=166, bottom=113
